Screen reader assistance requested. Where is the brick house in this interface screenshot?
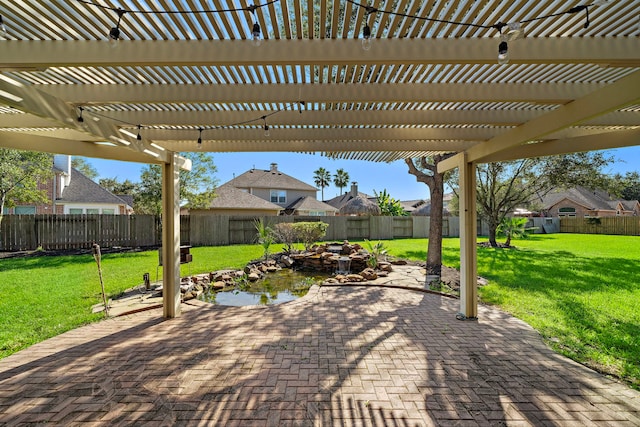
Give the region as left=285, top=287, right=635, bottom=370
left=4, top=155, right=133, bottom=215
left=540, top=187, right=640, bottom=218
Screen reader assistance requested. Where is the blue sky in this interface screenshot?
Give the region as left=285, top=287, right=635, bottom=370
left=85, top=146, right=640, bottom=201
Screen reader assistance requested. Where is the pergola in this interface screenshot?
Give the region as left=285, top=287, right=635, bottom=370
left=1, top=0, right=638, bottom=320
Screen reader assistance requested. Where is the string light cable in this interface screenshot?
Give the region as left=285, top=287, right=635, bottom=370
left=73, top=0, right=279, bottom=42
left=347, top=0, right=610, bottom=61
left=75, top=101, right=306, bottom=146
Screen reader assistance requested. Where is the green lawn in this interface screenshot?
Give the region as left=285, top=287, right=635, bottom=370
left=1, top=234, right=638, bottom=390
left=386, top=234, right=640, bottom=390
left=0, top=245, right=262, bottom=358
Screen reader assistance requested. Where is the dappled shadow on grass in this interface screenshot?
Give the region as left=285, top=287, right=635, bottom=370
left=0, top=250, right=155, bottom=273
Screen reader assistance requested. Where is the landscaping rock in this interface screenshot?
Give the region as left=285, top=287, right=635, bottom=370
left=247, top=272, right=261, bottom=281
left=346, top=274, right=365, bottom=282
left=360, top=268, right=378, bottom=281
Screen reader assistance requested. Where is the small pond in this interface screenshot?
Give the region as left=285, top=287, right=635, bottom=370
left=197, top=269, right=329, bottom=306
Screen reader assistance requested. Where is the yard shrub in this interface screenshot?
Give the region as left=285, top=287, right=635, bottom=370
left=292, top=221, right=328, bottom=250
left=272, top=222, right=297, bottom=253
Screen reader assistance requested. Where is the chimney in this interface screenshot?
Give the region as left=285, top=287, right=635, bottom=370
left=350, top=182, right=358, bottom=197
left=270, top=163, right=278, bottom=173
left=53, top=154, right=72, bottom=188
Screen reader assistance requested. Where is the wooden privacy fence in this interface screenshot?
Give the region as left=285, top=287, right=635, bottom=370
left=2, top=213, right=595, bottom=252
left=0, top=214, right=160, bottom=251
left=560, top=216, right=640, bottom=235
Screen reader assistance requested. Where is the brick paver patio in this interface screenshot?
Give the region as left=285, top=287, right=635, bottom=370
left=1, top=274, right=639, bottom=426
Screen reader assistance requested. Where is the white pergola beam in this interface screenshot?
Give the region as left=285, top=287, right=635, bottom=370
left=1, top=38, right=638, bottom=67
left=479, top=128, right=640, bottom=163
left=0, top=131, right=163, bottom=163
left=4, top=109, right=637, bottom=129
left=455, top=70, right=640, bottom=166
left=160, top=138, right=477, bottom=153
left=40, top=82, right=603, bottom=104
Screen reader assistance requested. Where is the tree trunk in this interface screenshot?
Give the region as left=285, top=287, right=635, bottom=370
left=488, top=217, right=499, bottom=247
left=426, top=172, right=444, bottom=276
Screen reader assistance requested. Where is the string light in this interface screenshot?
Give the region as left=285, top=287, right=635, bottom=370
left=108, top=7, right=125, bottom=46
left=348, top=0, right=605, bottom=63
left=76, top=106, right=84, bottom=123
left=262, top=116, right=270, bottom=137
left=136, top=124, right=142, bottom=140
left=197, top=127, right=203, bottom=149
left=74, top=0, right=276, bottom=43
left=0, top=15, right=7, bottom=38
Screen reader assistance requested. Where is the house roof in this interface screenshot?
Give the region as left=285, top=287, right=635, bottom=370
left=224, top=166, right=317, bottom=192
left=285, top=196, right=338, bottom=213
left=400, top=199, right=427, bottom=213
left=56, top=168, right=131, bottom=206
left=541, top=187, right=621, bottom=211
left=325, top=191, right=374, bottom=209
left=206, top=184, right=282, bottom=211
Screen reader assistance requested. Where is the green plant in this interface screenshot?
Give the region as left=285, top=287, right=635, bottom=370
left=374, top=189, right=407, bottom=216
left=272, top=222, right=297, bottom=253
left=291, top=221, right=328, bottom=251
left=496, top=217, right=536, bottom=246
left=254, top=218, right=275, bottom=260
left=364, top=239, right=388, bottom=269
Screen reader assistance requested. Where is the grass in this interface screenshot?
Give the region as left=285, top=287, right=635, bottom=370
left=1, top=235, right=638, bottom=390
left=0, top=245, right=262, bottom=358
left=384, top=234, right=640, bottom=390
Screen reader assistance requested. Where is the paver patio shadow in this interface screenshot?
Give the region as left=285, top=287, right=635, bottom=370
left=1, top=284, right=639, bottom=426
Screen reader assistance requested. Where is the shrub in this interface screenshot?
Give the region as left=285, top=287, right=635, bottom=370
left=272, top=223, right=297, bottom=253
left=292, top=222, right=328, bottom=251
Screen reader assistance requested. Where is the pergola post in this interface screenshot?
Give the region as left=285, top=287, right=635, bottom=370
left=162, top=152, right=181, bottom=318
left=458, top=154, right=478, bottom=320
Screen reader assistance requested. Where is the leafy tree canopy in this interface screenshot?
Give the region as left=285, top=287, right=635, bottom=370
left=0, top=149, right=53, bottom=224
left=447, top=152, right=613, bottom=246
left=71, top=157, right=99, bottom=180
left=137, top=152, right=218, bottom=215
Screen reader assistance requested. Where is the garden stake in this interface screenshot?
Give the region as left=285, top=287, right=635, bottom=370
left=92, top=243, right=109, bottom=317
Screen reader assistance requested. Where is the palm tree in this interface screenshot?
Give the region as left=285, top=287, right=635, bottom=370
left=313, top=167, right=331, bottom=201
left=333, top=168, right=350, bottom=195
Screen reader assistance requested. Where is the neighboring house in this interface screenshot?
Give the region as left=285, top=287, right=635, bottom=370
left=325, top=182, right=373, bottom=211
left=400, top=199, right=427, bottom=214
left=225, top=163, right=317, bottom=208
left=540, top=187, right=640, bottom=218
left=189, top=184, right=282, bottom=216
left=190, top=163, right=337, bottom=216
left=282, top=196, right=338, bottom=216
left=4, top=155, right=133, bottom=215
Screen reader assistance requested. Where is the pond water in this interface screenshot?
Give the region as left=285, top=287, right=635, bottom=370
left=197, top=269, right=329, bottom=306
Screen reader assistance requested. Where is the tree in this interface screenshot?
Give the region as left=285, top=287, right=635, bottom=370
left=374, top=189, right=407, bottom=216
left=607, top=171, right=640, bottom=201
left=137, top=152, right=218, bottom=215
left=99, top=177, right=139, bottom=196
left=333, top=168, right=350, bottom=195
left=313, top=167, right=331, bottom=201
left=452, top=152, right=612, bottom=247
left=405, top=155, right=454, bottom=277
left=0, top=149, right=53, bottom=225
left=71, top=157, right=99, bottom=180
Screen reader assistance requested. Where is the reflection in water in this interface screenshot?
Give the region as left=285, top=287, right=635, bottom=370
left=198, top=269, right=329, bottom=306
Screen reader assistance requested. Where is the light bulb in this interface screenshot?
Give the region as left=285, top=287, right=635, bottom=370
left=108, top=27, right=120, bottom=48
left=362, top=24, right=372, bottom=51
left=252, top=23, right=262, bottom=47
left=264, top=124, right=270, bottom=137
left=0, top=16, right=7, bottom=38
left=498, top=41, right=509, bottom=65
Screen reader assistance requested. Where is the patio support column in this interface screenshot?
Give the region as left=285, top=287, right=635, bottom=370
left=458, top=154, right=478, bottom=320
left=162, top=151, right=181, bottom=318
